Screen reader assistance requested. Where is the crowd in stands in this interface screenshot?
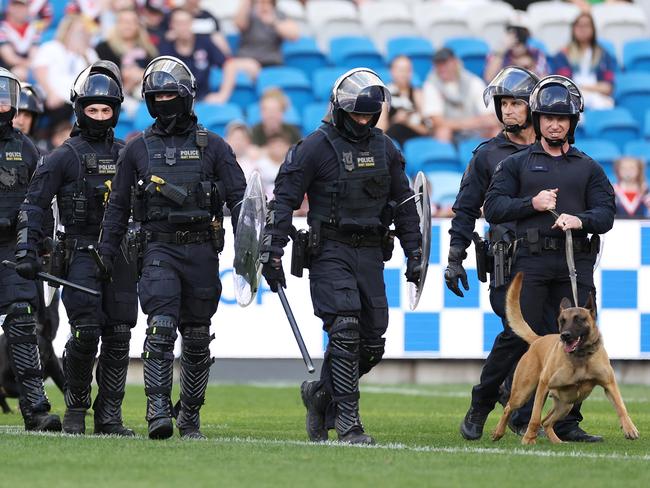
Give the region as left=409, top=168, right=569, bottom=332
left=1, top=0, right=650, bottom=218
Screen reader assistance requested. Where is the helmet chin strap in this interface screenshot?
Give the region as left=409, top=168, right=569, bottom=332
left=504, top=122, right=527, bottom=133
left=543, top=136, right=567, bottom=147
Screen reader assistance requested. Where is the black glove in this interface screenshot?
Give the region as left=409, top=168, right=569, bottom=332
left=405, top=249, right=422, bottom=286
left=444, top=246, right=469, bottom=297
left=262, top=256, right=286, bottom=292
left=96, top=253, right=114, bottom=282
left=15, top=255, right=41, bottom=281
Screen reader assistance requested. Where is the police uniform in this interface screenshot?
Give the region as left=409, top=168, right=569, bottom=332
left=0, top=67, right=60, bottom=431
left=99, top=56, right=246, bottom=440
left=16, top=61, right=137, bottom=436
left=484, top=75, right=616, bottom=441
left=263, top=68, right=422, bottom=444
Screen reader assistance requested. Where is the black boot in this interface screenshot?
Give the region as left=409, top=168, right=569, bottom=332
left=176, top=326, right=214, bottom=440
left=2, top=302, right=61, bottom=432
left=142, top=316, right=177, bottom=440
left=62, top=323, right=101, bottom=435
left=460, top=406, right=490, bottom=440
left=300, top=380, right=330, bottom=442
left=93, top=324, right=134, bottom=437
left=329, top=317, right=375, bottom=445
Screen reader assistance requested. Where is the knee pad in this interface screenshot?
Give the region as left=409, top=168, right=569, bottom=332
left=359, top=337, right=385, bottom=375
left=142, top=315, right=177, bottom=360
left=102, top=324, right=132, bottom=346
left=1, top=302, right=36, bottom=335
left=70, top=323, right=102, bottom=346
left=180, top=325, right=214, bottom=353
left=327, top=316, right=360, bottom=356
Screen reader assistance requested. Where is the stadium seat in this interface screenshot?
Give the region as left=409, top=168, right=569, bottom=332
left=623, top=39, right=650, bottom=73
left=226, top=33, right=240, bottom=54
left=527, top=37, right=549, bottom=57
left=312, top=67, right=349, bottom=101
left=278, top=0, right=310, bottom=36
left=444, top=37, right=489, bottom=79
left=328, top=36, right=385, bottom=70
left=592, top=3, right=649, bottom=58
left=246, top=102, right=302, bottom=129
left=457, top=138, right=484, bottom=169
left=202, top=0, right=239, bottom=33
left=256, top=67, right=314, bottom=111
left=306, top=0, right=362, bottom=49
left=193, top=102, right=244, bottom=137
left=114, top=119, right=134, bottom=141
left=583, top=108, right=640, bottom=150
left=133, top=103, right=153, bottom=131
left=424, top=170, right=463, bottom=206
left=614, top=72, right=650, bottom=127
left=412, top=3, right=473, bottom=47
left=574, top=138, right=621, bottom=180
left=359, top=1, right=417, bottom=52
left=386, top=36, right=434, bottom=82
left=208, top=69, right=256, bottom=109
left=599, top=39, right=619, bottom=71
left=302, top=102, right=330, bottom=135
left=623, top=139, right=650, bottom=161
left=468, top=1, right=516, bottom=50
left=403, top=137, right=461, bottom=175
left=527, top=1, right=581, bottom=54
left=282, top=37, right=329, bottom=77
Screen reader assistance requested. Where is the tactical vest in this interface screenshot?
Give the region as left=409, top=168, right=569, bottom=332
left=0, top=136, right=29, bottom=238
left=308, top=124, right=391, bottom=231
left=135, top=126, right=222, bottom=226
left=58, top=137, right=120, bottom=235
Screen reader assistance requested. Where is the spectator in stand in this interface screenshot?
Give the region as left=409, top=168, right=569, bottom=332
left=32, top=14, right=98, bottom=130
left=484, top=16, right=549, bottom=82
left=613, top=156, right=650, bottom=218
left=158, top=7, right=226, bottom=102
left=422, top=48, right=498, bottom=144
left=98, top=0, right=137, bottom=38
left=250, top=87, right=302, bottom=147
left=141, top=0, right=168, bottom=47
left=377, top=55, right=430, bottom=147
left=0, top=0, right=40, bottom=80
left=95, top=8, right=157, bottom=100
left=64, top=0, right=103, bottom=23
left=180, top=0, right=231, bottom=57
left=225, top=120, right=258, bottom=178
left=211, top=0, right=300, bottom=104
left=553, top=12, right=615, bottom=110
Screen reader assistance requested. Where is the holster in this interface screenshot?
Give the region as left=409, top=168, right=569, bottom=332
left=49, top=231, right=69, bottom=280
left=131, top=183, right=146, bottom=222
left=492, top=241, right=510, bottom=288
left=126, top=228, right=146, bottom=279
left=526, top=228, right=541, bottom=255
left=308, top=220, right=322, bottom=257
left=209, top=218, right=225, bottom=254
left=381, top=230, right=395, bottom=262
left=472, top=232, right=489, bottom=283
left=290, top=228, right=310, bottom=278
left=590, top=234, right=600, bottom=257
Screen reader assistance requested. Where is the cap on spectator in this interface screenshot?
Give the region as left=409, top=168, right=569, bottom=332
left=145, top=0, right=166, bottom=13
left=433, top=48, right=455, bottom=64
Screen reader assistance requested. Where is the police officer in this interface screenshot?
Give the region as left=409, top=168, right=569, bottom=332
left=445, top=66, right=540, bottom=440
left=0, top=67, right=60, bottom=432
left=261, top=68, right=422, bottom=444
left=99, top=56, right=246, bottom=440
left=484, top=75, right=615, bottom=442
left=15, top=61, right=137, bottom=436
left=13, top=83, right=44, bottom=137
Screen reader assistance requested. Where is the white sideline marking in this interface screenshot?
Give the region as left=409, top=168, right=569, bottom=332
left=0, top=427, right=647, bottom=462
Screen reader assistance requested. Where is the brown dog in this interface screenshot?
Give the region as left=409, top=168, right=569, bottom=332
left=491, top=272, right=639, bottom=445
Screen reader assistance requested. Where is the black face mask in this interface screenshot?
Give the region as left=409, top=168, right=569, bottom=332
left=78, top=112, right=114, bottom=140
left=342, top=113, right=372, bottom=141
left=153, top=97, right=192, bottom=132
left=0, top=109, right=14, bottom=125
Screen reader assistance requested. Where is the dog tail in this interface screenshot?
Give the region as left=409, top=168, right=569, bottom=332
left=506, top=272, right=540, bottom=345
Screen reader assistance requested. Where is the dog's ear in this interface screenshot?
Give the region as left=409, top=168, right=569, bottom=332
left=559, top=297, right=572, bottom=312
left=584, top=292, right=597, bottom=320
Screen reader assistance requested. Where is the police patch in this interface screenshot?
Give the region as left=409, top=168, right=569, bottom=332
left=5, top=152, right=22, bottom=161
left=343, top=151, right=354, bottom=171
left=98, top=160, right=116, bottom=174
left=180, top=149, right=200, bottom=160
left=357, top=152, right=375, bottom=168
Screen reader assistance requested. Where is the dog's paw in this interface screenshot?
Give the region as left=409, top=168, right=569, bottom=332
left=623, top=426, right=639, bottom=440
left=491, top=429, right=504, bottom=442
left=521, top=436, right=537, bottom=445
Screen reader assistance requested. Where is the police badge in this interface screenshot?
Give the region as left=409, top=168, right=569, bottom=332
left=342, top=151, right=354, bottom=171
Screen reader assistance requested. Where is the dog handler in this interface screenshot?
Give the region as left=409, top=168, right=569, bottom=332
left=484, top=75, right=615, bottom=442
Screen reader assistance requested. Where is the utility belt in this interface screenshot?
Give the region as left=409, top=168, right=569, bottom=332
left=143, top=219, right=225, bottom=253
left=518, top=230, right=595, bottom=255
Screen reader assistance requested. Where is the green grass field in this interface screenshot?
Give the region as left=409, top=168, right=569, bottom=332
left=1, top=383, right=648, bottom=487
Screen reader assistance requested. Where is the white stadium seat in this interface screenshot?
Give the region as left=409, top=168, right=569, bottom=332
left=526, top=1, right=581, bottom=54
left=278, top=0, right=311, bottom=36
left=592, top=2, right=649, bottom=59
left=468, top=1, right=516, bottom=50
left=200, top=0, right=240, bottom=34
left=306, top=0, right=363, bottom=50
left=412, top=2, right=473, bottom=47
left=359, top=1, right=417, bottom=53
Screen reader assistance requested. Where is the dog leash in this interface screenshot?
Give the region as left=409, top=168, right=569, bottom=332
left=549, top=209, right=579, bottom=307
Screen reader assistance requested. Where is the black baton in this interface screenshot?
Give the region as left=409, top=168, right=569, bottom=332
left=87, top=245, right=111, bottom=282
left=2, top=260, right=101, bottom=297
left=277, top=287, right=315, bottom=374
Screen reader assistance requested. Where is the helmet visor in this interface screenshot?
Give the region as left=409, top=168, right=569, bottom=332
left=483, top=66, right=539, bottom=107
left=143, top=58, right=194, bottom=96
left=0, top=76, right=20, bottom=111
left=335, top=70, right=391, bottom=113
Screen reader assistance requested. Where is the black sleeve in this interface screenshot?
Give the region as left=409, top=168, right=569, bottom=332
left=484, top=156, right=537, bottom=224
left=99, top=141, right=138, bottom=257
left=211, top=135, right=246, bottom=231
left=387, top=140, right=421, bottom=255
left=575, top=161, right=616, bottom=234
left=449, top=148, right=491, bottom=250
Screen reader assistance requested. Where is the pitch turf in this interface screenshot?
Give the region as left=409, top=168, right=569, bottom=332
left=0, top=383, right=648, bottom=487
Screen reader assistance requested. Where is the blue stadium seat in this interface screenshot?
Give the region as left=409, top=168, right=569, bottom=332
left=444, top=37, right=489, bottom=79
left=623, top=39, right=650, bottom=73
left=457, top=138, right=484, bottom=169
left=312, top=67, right=349, bottom=101
left=193, top=103, right=244, bottom=136
left=599, top=40, right=619, bottom=71
left=246, top=102, right=302, bottom=129
left=386, top=37, right=435, bottom=82
left=574, top=138, right=621, bottom=180
left=527, top=38, right=549, bottom=57
left=208, top=68, right=256, bottom=109
left=51, top=0, right=67, bottom=25
left=403, top=137, right=461, bottom=176
left=133, top=103, right=153, bottom=131
left=302, top=102, right=330, bottom=135
left=583, top=108, right=640, bottom=150
left=424, top=170, right=463, bottom=206
left=614, top=72, right=650, bottom=126
left=623, top=139, right=650, bottom=161
left=328, top=36, right=385, bottom=70
left=282, top=37, right=329, bottom=77
left=226, top=33, right=240, bottom=54
left=114, top=119, right=135, bottom=141
left=256, top=67, right=313, bottom=111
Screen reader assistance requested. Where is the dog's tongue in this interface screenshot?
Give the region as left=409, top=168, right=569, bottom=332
left=564, top=337, right=581, bottom=353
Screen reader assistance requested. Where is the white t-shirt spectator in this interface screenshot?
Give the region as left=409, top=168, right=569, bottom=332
left=422, top=70, right=489, bottom=119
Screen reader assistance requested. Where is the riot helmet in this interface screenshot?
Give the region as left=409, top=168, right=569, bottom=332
left=530, top=75, right=583, bottom=146
left=142, top=55, right=196, bottom=124
left=71, top=60, right=124, bottom=138
left=330, top=67, right=391, bottom=141
left=0, top=67, right=21, bottom=126
left=14, top=83, right=44, bottom=135
left=483, top=66, right=539, bottom=133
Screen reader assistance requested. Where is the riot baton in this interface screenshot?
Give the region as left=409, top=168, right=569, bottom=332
left=1, top=260, right=101, bottom=297
left=87, top=245, right=112, bottom=282
left=277, top=287, right=315, bottom=374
